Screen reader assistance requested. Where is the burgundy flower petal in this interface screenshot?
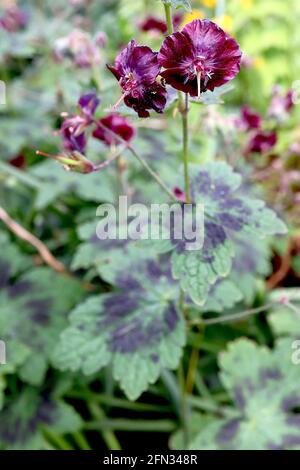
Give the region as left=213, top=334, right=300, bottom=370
left=124, top=82, right=167, bottom=118
left=93, top=114, right=135, bottom=146
left=158, top=19, right=242, bottom=96
left=241, top=106, right=261, bottom=130
left=248, top=131, right=277, bottom=154
left=139, top=16, right=167, bottom=34
left=9, top=154, right=26, bottom=169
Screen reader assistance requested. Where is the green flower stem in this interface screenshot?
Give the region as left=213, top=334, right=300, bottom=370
left=181, top=93, right=191, bottom=203
left=84, top=418, right=176, bottom=433
left=88, top=402, right=122, bottom=450
left=164, top=2, right=173, bottom=34
left=43, top=430, right=73, bottom=450
left=67, top=390, right=172, bottom=413
left=72, top=431, right=92, bottom=450
left=177, top=361, right=189, bottom=448
left=163, top=1, right=191, bottom=449
left=190, top=302, right=275, bottom=326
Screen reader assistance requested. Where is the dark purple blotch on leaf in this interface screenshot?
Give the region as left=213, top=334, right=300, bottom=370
left=216, top=418, right=241, bottom=445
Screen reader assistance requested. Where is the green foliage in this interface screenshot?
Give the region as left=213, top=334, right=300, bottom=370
left=0, top=387, right=82, bottom=450
left=188, top=339, right=300, bottom=450
left=0, top=0, right=298, bottom=452
left=54, top=258, right=185, bottom=400
left=163, top=162, right=286, bottom=305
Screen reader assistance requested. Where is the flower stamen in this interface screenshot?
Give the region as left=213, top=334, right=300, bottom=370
left=197, top=70, right=201, bottom=97
left=112, top=92, right=126, bottom=110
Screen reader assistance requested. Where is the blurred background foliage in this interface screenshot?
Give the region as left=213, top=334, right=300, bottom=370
left=0, top=0, right=300, bottom=451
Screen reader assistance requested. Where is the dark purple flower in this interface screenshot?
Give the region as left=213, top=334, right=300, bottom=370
left=61, top=115, right=87, bottom=153
left=240, top=106, right=261, bottom=130
left=93, top=114, right=135, bottom=146
left=158, top=19, right=242, bottom=97
left=59, top=92, right=99, bottom=153
left=247, top=130, right=277, bottom=154
left=107, top=40, right=167, bottom=118
left=268, top=86, right=294, bottom=122
left=0, top=6, right=28, bottom=32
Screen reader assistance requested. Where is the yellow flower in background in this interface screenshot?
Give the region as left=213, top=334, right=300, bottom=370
left=240, top=0, right=253, bottom=10
left=213, top=14, right=233, bottom=32
left=253, top=56, right=266, bottom=70
left=181, top=9, right=205, bottom=27
left=197, top=0, right=216, bottom=8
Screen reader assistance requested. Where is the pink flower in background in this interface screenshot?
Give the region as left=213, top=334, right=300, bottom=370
left=95, top=31, right=107, bottom=48
left=268, top=86, right=294, bottom=122
left=158, top=19, right=241, bottom=97
left=107, top=40, right=167, bottom=117
left=53, top=30, right=101, bottom=68
left=0, top=6, right=28, bottom=32
left=173, top=187, right=185, bottom=202
left=93, top=114, right=135, bottom=146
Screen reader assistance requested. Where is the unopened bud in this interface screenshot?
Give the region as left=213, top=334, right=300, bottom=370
left=36, top=150, right=95, bottom=174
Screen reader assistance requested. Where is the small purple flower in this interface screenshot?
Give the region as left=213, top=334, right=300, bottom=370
left=158, top=19, right=242, bottom=97
left=107, top=40, right=167, bottom=118
left=268, top=86, right=294, bottom=122
left=78, top=92, right=100, bottom=121
left=93, top=114, right=135, bottom=146
left=61, top=115, right=87, bottom=153
left=240, top=106, right=261, bottom=130
left=247, top=130, right=277, bottom=154
left=0, top=6, right=28, bottom=32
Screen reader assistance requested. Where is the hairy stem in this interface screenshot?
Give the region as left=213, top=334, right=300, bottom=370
left=190, top=303, right=275, bottom=326
left=94, top=120, right=177, bottom=201
left=88, top=402, right=122, bottom=450
left=72, top=431, right=91, bottom=450
left=181, top=93, right=191, bottom=203
left=164, top=2, right=173, bottom=34
left=178, top=361, right=189, bottom=447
